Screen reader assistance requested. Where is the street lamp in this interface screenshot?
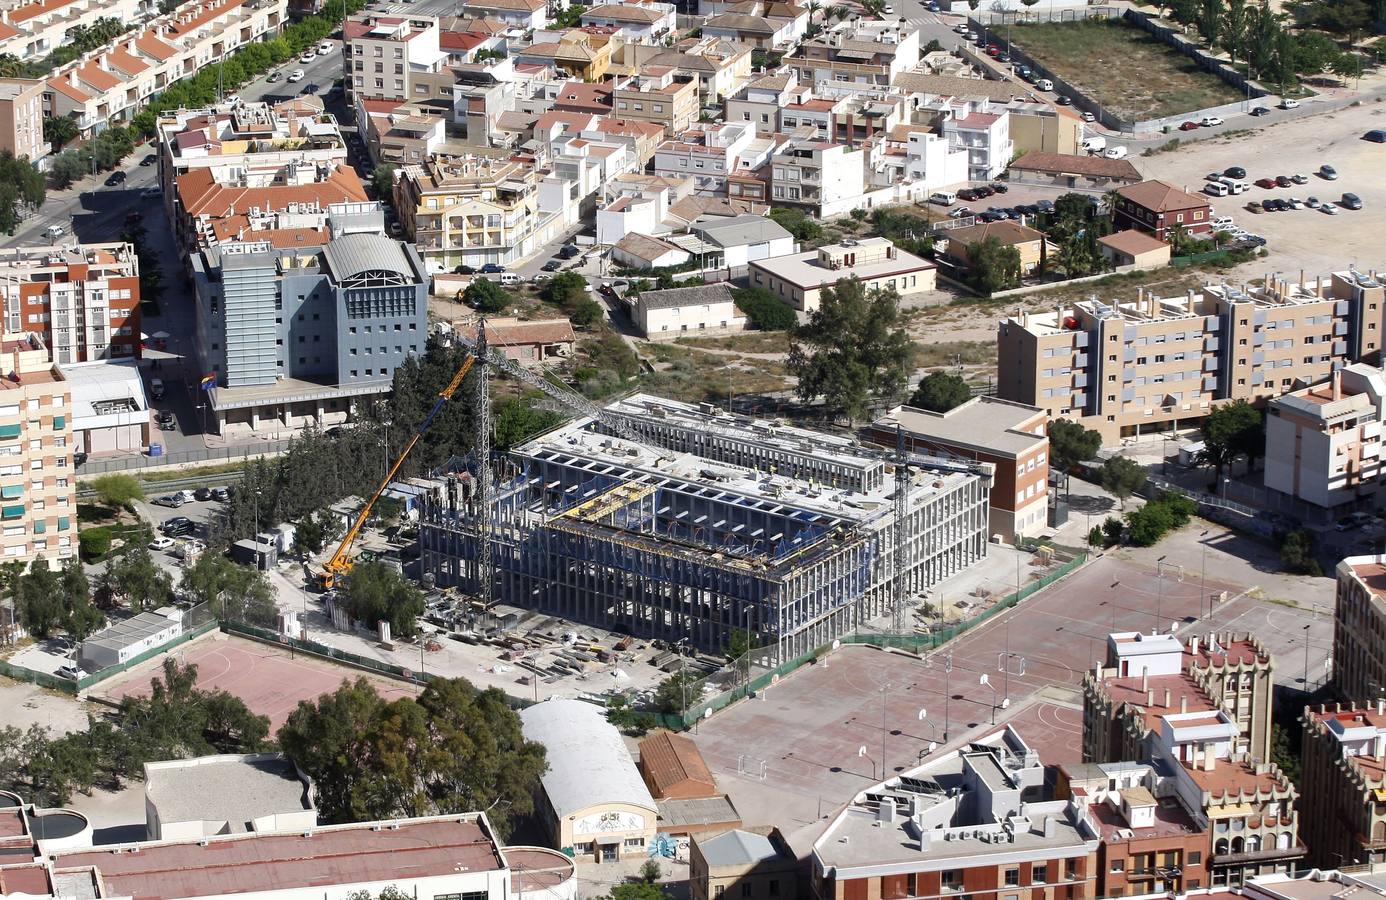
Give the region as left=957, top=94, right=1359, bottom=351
left=880, top=681, right=891, bottom=777
left=1199, top=529, right=1210, bottom=620
left=1155, top=557, right=1183, bottom=631
left=858, top=745, right=877, bottom=781
left=930, top=650, right=953, bottom=740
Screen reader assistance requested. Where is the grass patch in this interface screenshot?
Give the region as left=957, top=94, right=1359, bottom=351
left=1010, top=19, right=1243, bottom=121
left=677, top=332, right=791, bottom=353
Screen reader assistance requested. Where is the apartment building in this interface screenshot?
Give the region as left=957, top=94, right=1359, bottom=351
left=156, top=101, right=349, bottom=215
left=941, top=107, right=1012, bottom=182
left=342, top=13, right=445, bottom=105
left=652, top=121, right=755, bottom=195
left=1114, top=180, right=1213, bottom=240
left=996, top=269, right=1386, bottom=443
left=0, top=243, right=141, bottom=365
left=788, top=19, right=921, bottom=88
left=394, top=155, right=545, bottom=271
left=725, top=70, right=797, bottom=135
left=43, top=0, right=287, bottom=136
left=0, top=78, right=47, bottom=163
left=1264, top=364, right=1386, bottom=510
left=0, top=0, right=150, bottom=61
left=1082, top=632, right=1301, bottom=887
left=581, top=3, right=676, bottom=44
left=614, top=70, right=698, bottom=135
left=1332, top=554, right=1386, bottom=704
left=172, top=161, right=371, bottom=254
left=1084, top=632, right=1275, bottom=766
left=189, top=232, right=428, bottom=436
left=770, top=137, right=866, bottom=218
left=811, top=727, right=1100, bottom=900
left=627, top=37, right=752, bottom=101
left=1057, top=761, right=1210, bottom=896
left=869, top=397, right=1049, bottom=542
left=0, top=334, right=77, bottom=568
left=749, top=237, right=936, bottom=311
left=701, top=11, right=802, bottom=48
left=456, top=0, right=547, bottom=29
left=1299, top=701, right=1386, bottom=869
left=897, top=126, right=968, bottom=191
left=513, top=32, right=614, bottom=82
left=595, top=172, right=692, bottom=243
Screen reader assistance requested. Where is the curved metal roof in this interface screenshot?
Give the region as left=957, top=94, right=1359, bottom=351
left=322, top=232, right=414, bottom=281
left=520, top=699, right=656, bottom=819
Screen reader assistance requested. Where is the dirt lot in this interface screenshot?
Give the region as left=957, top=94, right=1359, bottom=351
left=1139, top=101, right=1386, bottom=277
left=1009, top=19, right=1244, bottom=121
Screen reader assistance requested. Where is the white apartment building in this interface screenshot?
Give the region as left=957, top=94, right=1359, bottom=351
left=43, top=0, right=287, bottom=136
left=595, top=173, right=692, bottom=244
left=941, top=106, right=1012, bottom=182
left=540, top=133, right=635, bottom=227
left=342, top=12, right=446, bottom=105
left=652, top=121, right=755, bottom=195
left=770, top=137, right=867, bottom=218
left=580, top=2, right=676, bottom=44
left=788, top=18, right=921, bottom=88
left=902, top=127, right=968, bottom=190
left=1264, top=364, right=1386, bottom=510
left=0, top=335, right=77, bottom=568
left=0, top=0, right=152, bottom=60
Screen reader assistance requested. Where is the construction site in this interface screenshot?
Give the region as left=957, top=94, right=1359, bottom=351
left=418, top=393, right=995, bottom=665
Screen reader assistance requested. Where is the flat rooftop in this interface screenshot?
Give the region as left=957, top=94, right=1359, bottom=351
left=51, top=816, right=505, bottom=900
left=876, top=398, right=1045, bottom=459
left=749, top=244, right=935, bottom=290
left=144, top=755, right=311, bottom=833
left=1090, top=796, right=1200, bottom=842
left=84, top=612, right=179, bottom=653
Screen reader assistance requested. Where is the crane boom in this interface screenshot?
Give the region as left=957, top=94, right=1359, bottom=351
left=315, top=355, right=475, bottom=590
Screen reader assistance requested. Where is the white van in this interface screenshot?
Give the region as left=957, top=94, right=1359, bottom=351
left=43, top=224, right=64, bottom=240
left=1216, top=176, right=1247, bottom=194
left=1102, top=145, right=1128, bottom=160
left=499, top=272, right=523, bottom=286
left=1036, top=78, right=1054, bottom=91
left=929, top=191, right=958, bottom=206
left=1081, top=135, right=1106, bottom=153
left=1204, top=181, right=1230, bottom=197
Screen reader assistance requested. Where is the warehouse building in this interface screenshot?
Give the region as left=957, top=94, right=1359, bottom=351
left=519, top=699, right=658, bottom=864
left=419, top=393, right=991, bottom=664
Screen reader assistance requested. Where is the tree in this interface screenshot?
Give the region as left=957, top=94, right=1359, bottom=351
left=91, top=473, right=144, bottom=509
left=1222, top=0, right=1248, bottom=62
left=1088, top=525, right=1106, bottom=548
left=1056, top=230, right=1098, bottom=278
left=541, top=271, right=587, bottom=308
left=120, top=658, right=270, bottom=759
left=370, top=164, right=396, bottom=200
left=60, top=558, right=102, bottom=640
left=49, top=149, right=89, bottom=188
left=1292, top=29, right=1340, bottom=75
left=339, top=560, right=425, bottom=638
left=493, top=397, right=563, bottom=452
left=910, top=371, right=971, bottom=412
left=1048, top=418, right=1102, bottom=471
left=17, top=559, right=62, bottom=638
left=277, top=676, right=547, bottom=839
left=79, top=527, right=113, bottom=561
left=967, top=237, right=1023, bottom=295
left=653, top=669, right=701, bottom=715
left=1197, top=0, right=1223, bottom=46
left=731, top=287, right=797, bottom=331
left=1101, top=455, right=1147, bottom=509
left=568, top=296, right=603, bottom=327
left=787, top=277, right=911, bottom=424
left=42, top=117, right=78, bottom=151
left=1199, top=399, right=1262, bottom=485
left=1125, top=500, right=1175, bottom=546
left=180, top=554, right=278, bottom=627
left=639, top=860, right=663, bottom=884
left=767, top=207, right=822, bottom=242
left=462, top=278, right=510, bottom=314
left=1103, top=516, right=1124, bottom=545
left=103, top=530, right=173, bottom=611
left=1279, top=529, right=1321, bottom=575
left=294, top=508, right=344, bottom=556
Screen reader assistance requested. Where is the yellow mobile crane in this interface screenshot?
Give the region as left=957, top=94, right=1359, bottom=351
left=313, top=353, right=476, bottom=592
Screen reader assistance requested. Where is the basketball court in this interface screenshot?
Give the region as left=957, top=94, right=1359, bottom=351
left=692, top=553, right=1241, bottom=830
left=97, top=633, right=420, bottom=731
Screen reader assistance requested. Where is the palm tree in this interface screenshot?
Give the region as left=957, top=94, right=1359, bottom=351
left=828, top=4, right=848, bottom=21
left=1102, top=188, right=1123, bottom=222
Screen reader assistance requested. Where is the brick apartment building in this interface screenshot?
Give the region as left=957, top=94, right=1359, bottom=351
left=0, top=243, right=141, bottom=364
left=869, top=397, right=1050, bottom=543
left=1113, top=180, right=1212, bottom=240
left=1299, top=701, right=1386, bottom=869
left=997, top=269, right=1386, bottom=442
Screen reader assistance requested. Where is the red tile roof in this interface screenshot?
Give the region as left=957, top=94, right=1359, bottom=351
left=176, top=164, right=367, bottom=219
left=1118, top=179, right=1210, bottom=214
left=45, top=75, right=91, bottom=103
left=76, top=63, right=120, bottom=92
left=135, top=34, right=179, bottom=61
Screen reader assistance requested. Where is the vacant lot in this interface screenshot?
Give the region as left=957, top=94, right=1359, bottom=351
left=1010, top=20, right=1243, bottom=121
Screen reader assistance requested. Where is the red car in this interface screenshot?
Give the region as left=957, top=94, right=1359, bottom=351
left=1179, top=121, right=1201, bottom=131
left=1255, top=177, right=1277, bottom=189
left=986, top=45, right=1002, bottom=56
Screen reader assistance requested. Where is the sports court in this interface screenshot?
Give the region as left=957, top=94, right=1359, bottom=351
left=693, top=553, right=1240, bottom=830
left=98, top=634, right=420, bottom=731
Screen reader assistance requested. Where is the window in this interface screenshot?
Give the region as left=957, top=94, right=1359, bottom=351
left=1188, top=852, right=1201, bottom=864
left=1033, top=865, right=1047, bottom=884
left=769, top=881, right=779, bottom=896
left=741, top=885, right=752, bottom=898
left=942, top=870, right=963, bottom=891
left=1005, top=869, right=1020, bottom=887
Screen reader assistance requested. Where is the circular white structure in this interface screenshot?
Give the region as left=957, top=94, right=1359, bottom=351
left=506, top=846, right=577, bottom=900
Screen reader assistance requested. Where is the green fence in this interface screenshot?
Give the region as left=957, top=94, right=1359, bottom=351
left=0, top=658, right=79, bottom=694
left=654, top=549, right=1089, bottom=731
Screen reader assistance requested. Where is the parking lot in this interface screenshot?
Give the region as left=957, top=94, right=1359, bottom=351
left=1139, top=104, right=1386, bottom=275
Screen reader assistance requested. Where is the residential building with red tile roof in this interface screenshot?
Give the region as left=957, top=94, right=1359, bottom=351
left=0, top=0, right=148, bottom=63
left=1115, top=179, right=1214, bottom=239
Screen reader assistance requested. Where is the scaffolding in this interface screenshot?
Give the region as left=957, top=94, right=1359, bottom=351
left=419, top=394, right=992, bottom=664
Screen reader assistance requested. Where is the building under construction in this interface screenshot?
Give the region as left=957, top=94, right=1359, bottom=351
left=418, top=394, right=992, bottom=664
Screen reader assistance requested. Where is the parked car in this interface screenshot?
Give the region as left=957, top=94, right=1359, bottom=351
left=299, top=52, right=316, bottom=64
left=57, top=666, right=81, bottom=681
left=1322, top=202, right=1339, bottom=215
left=149, top=378, right=165, bottom=401
left=1342, top=192, right=1363, bottom=210
left=1254, top=177, right=1277, bottom=189
left=1275, top=175, right=1292, bottom=187
left=105, top=171, right=126, bottom=186
left=1287, top=197, right=1304, bottom=209
left=288, top=68, right=305, bottom=82
left=154, top=495, right=185, bottom=508
left=1199, top=115, right=1224, bottom=126
left=1280, top=98, right=1300, bottom=109
left=1306, top=196, right=1321, bottom=208
left=1054, top=95, right=1072, bottom=106
left=140, top=154, right=156, bottom=166
left=455, top=264, right=476, bottom=275
left=1319, top=164, right=1338, bottom=179
left=150, top=536, right=175, bottom=551
left=541, top=259, right=562, bottom=272
left=140, top=187, right=161, bottom=199
left=1081, top=111, right=1095, bottom=123
left=1179, top=120, right=1201, bottom=131
left=949, top=206, right=973, bottom=219
left=193, top=487, right=213, bottom=502
left=154, top=410, right=174, bottom=425
left=989, top=182, right=1008, bottom=194
left=318, top=41, right=334, bottom=54
left=1290, top=173, right=1308, bottom=184
left=1250, top=106, right=1270, bottom=116
left=266, top=70, right=281, bottom=82
left=953, top=23, right=968, bottom=33
left=996, top=53, right=1010, bottom=63
left=1365, top=129, right=1386, bottom=143
left=212, top=487, right=231, bottom=502
left=558, top=244, right=580, bottom=259
left=162, top=517, right=195, bottom=537
left=1102, top=146, right=1128, bottom=160
left=1035, top=199, right=1054, bottom=213
left=1211, top=216, right=1235, bottom=230
left=479, top=263, right=505, bottom=274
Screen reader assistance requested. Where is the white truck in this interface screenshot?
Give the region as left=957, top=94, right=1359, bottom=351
left=1081, top=134, right=1106, bottom=154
